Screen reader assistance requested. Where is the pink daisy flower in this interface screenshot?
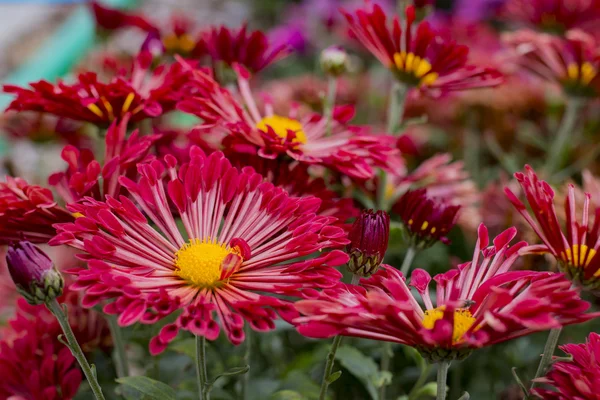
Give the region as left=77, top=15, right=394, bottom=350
left=342, top=2, right=504, bottom=96
left=532, top=332, right=600, bottom=399
left=506, top=165, right=600, bottom=292
left=177, top=64, right=401, bottom=180
left=295, top=224, right=597, bottom=362
left=51, top=149, right=349, bottom=353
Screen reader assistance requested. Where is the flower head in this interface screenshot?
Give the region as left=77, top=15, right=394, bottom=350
left=320, top=46, right=350, bottom=76
left=506, top=165, right=600, bottom=292
left=346, top=209, right=390, bottom=277
left=49, top=118, right=157, bottom=204
left=504, top=29, right=600, bottom=97
left=0, top=176, right=73, bottom=244
left=90, top=0, right=156, bottom=34
left=295, top=224, right=597, bottom=362
left=3, top=51, right=191, bottom=125
left=393, top=188, right=460, bottom=248
left=178, top=65, right=401, bottom=180
left=531, top=332, right=600, bottom=399
left=501, top=0, right=600, bottom=34
left=202, top=24, right=290, bottom=74
left=6, top=241, right=64, bottom=305
left=52, top=149, right=349, bottom=353
left=342, top=2, right=503, bottom=95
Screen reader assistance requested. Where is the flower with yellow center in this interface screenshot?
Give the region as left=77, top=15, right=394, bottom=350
left=422, top=307, right=476, bottom=344
left=567, top=62, right=598, bottom=86
left=174, top=238, right=240, bottom=287
left=393, top=51, right=439, bottom=86
left=561, top=244, right=598, bottom=272
left=163, top=33, right=197, bottom=54
left=256, top=115, right=307, bottom=144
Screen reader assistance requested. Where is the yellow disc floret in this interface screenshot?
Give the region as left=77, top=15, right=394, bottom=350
left=422, top=307, right=476, bottom=344
left=174, top=238, right=236, bottom=287
left=393, top=51, right=439, bottom=86
left=256, top=115, right=307, bottom=144
left=561, top=244, right=597, bottom=269
left=567, top=62, right=598, bottom=86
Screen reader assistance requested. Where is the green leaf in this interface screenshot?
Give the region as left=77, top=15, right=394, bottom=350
left=116, top=376, right=177, bottom=400
left=456, top=392, right=470, bottom=400
left=270, top=390, right=307, bottom=400
left=168, top=338, right=196, bottom=359
left=335, top=345, right=380, bottom=399
left=326, top=370, right=342, bottom=384
left=412, top=382, right=438, bottom=398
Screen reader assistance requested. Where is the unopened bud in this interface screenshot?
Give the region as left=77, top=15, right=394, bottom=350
left=6, top=241, right=64, bottom=305
left=320, top=46, right=349, bottom=76
left=346, top=210, right=390, bottom=277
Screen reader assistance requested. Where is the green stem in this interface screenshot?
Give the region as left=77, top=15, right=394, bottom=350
left=544, top=98, right=584, bottom=175
left=196, top=335, right=210, bottom=400
left=351, top=274, right=361, bottom=285
left=47, top=299, right=106, bottom=400
left=376, top=169, right=389, bottom=211
left=400, top=247, right=417, bottom=276
left=386, top=82, right=408, bottom=134
left=107, top=315, right=129, bottom=378
left=324, top=76, right=338, bottom=136
left=241, top=327, right=252, bottom=400
left=530, top=328, right=562, bottom=391
left=319, top=335, right=344, bottom=400
left=379, top=342, right=393, bottom=400
left=436, top=361, right=450, bottom=400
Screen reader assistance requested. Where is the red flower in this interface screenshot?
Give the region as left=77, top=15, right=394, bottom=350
left=203, top=24, right=290, bottom=74
left=49, top=117, right=157, bottom=203
left=506, top=165, right=600, bottom=291
left=532, top=332, right=600, bottom=399
left=51, top=149, right=349, bottom=353
left=346, top=209, right=390, bottom=277
left=177, top=64, right=402, bottom=180
left=3, top=51, right=191, bottom=125
left=91, top=0, right=156, bottom=33
left=295, top=224, right=598, bottom=362
left=504, top=29, right=600, bottom=97
left=0, top=176, right=73, bottom=244
left=393, top=188, right=460, bottom=248
left=501, top=0, right=600, bottom=34
left=342, top=2, right=503, bottom=95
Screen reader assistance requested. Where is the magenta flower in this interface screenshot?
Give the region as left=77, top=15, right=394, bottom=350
left=532, top=332, right=600, bottom=399
left=295, top=224, right=597, bottom=362
left=51, top=149, right=349, bottom=353
left=346, top=209, right=390, bottom=277
left=177, top=64, right=401, bottom=180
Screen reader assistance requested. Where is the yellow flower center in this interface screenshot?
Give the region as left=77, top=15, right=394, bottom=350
left=422, top=307, right=476, bottom=343
left=256, top=115, right=307, bottom=144
left=561, top=244, right=597, bottom=269
left=393, top=51, right=439, bottom=86
left=567, top=62, right=598, bottom=86
left=163, top=33, right=196, bottom=54
left=174, top=238, right=237, bottom=287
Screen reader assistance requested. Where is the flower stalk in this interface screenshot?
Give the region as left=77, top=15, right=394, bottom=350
left=530, top=328, right=562, bottom=391
left=107, top=315, right=130, bottom=378
left=47, top=299, right=106, bottom=400
left=436, top=361, right=450, bottom=400
left=318, top=335, right=344, bottom=400
left=400, top=247, right=417, bottom=276
left=196, top=335, right=211, bottom=400
left=544, top=98, right=585, bottom=175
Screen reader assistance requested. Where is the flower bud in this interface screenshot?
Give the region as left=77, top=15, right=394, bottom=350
left=346, top=210, right=390, bottom=277
left=6, top=241, right=64, bottom=305
left=320, top=46, right=349, bottom=77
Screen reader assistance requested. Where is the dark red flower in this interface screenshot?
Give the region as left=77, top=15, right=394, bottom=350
left=342, top=2, right=504, bottom=95
left=0, top=177, right=73, bottom=244
left=91, top=0, right=156, bottom=33
left=501, top=0, right=600, bottom=34
left=393, top=188, right=460, bottom=248
left=532, top=332, right=600, bottom=399
left=49, top=117, right=158, bottom=203
left=346, top=209, right=390, bottom=277
left=3, top=51, right=192, bottom=125
left=203, top=24, right=290, bottom=74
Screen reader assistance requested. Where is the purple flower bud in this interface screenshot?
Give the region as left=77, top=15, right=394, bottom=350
left=346, top=209, right=390, bottom=277
left=6, top=241, right=63, bottom=305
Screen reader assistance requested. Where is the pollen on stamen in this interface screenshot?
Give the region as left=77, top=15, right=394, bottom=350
left=422, top=307, right=476, bottom=344
left=256, top=115, right=308, bottom=144
left=174, top=238, right=238, bottom=287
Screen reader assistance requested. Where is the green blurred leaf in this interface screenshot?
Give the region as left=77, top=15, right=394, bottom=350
left=335, top=345, right=379, bottom=399
left=270, top=390, right=307, bottom=400
left=116, top=376, right=176, bottom=400
left=412, top=382, right=437, bottom=399
left=326, top=370, right=342, bottom=384
left=169, top=338, right=196, bottom=359
left=210, top=365, right=250, bottom=385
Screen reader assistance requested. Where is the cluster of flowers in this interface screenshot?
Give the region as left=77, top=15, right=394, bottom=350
left=1, top=0, right=600, bottom=399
